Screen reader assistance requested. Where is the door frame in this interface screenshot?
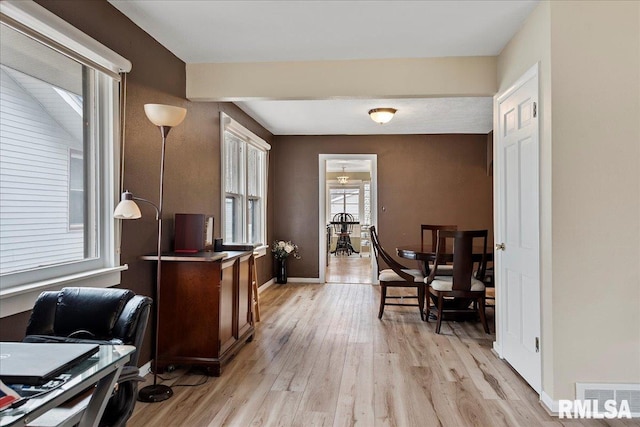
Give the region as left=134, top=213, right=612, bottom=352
left=493, top=63, right=542, bottom=392
left=318, top=154, right=378, bottom=284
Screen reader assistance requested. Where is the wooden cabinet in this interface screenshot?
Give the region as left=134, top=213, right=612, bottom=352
left=146, top=250, right=255, bottom=376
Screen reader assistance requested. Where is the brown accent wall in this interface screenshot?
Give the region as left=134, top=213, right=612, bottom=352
left=272, top=134, right=493, bottom=278
left=0, top=1, right=274, bottom=364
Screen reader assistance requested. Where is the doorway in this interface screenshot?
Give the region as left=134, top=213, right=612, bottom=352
left=319, top=154, right=377, bottom=284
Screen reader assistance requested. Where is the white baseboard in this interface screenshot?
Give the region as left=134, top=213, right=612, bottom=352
left=258, top=278, right=275, bottom=293
left=139, top=360, right=152, bottom=377
left=492, top=341, right=502, bottom=358
left=286, top=277, right=322, bottom=283
left=541, top=391, right=559, bottom=415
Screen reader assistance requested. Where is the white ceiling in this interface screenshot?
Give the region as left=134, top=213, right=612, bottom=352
left=327, top=159, right=371, bottom=173
left=109, top=0, right=539, bottom=135
left=236, top=97, right=494, bottom=135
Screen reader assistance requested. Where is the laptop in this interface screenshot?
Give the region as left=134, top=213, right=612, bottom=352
left=0, top=342, right=99, bottom=385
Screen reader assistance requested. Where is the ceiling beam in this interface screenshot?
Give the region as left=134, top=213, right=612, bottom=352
left=186, top=56, right=497, bottom=101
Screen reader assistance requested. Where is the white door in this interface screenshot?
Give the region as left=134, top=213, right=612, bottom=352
left=495, top=65, right=541, bottom=393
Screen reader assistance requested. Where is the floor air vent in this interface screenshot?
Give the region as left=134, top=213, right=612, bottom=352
left=576, top=383, right=640, bottom=417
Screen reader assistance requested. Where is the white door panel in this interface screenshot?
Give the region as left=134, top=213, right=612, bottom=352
left=496, top=65, right=541, bottom=393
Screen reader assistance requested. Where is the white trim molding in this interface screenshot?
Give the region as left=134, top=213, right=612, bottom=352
left=541, top=391, right=559, bottom=415
left=0, top=0, right=131, bottom=76
left=318, top=154, right=378, bottom=285
left=287, top=277, right=322, bottom=284
left=0, top=266, right=127, bottom=317
left=258, top=278, right=275, bottom=293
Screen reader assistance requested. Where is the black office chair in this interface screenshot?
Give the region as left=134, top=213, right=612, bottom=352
left=24, top=287, right=152, bottom=427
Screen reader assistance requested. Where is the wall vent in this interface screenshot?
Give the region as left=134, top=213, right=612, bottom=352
left=576, top=383, right=640, bottom=417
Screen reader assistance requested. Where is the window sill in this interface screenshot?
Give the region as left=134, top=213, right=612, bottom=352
left=254, top=245, right=268, bottom=258
left=0, top=265, right=128, bottom=318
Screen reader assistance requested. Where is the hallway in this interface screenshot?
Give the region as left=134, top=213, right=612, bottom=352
left=325, top=254, right=372, bottom=284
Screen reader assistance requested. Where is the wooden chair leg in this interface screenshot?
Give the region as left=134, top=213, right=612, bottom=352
left=424, top=290, right=430, bottom=323
left=435, top=294, right=444, bottom=334
left=378, top=283, right=387, bottom=319
left=477, top=296, right=489, bottom=334
left=418, top=285, right=425, bottom=321
left=252, top=260, right=260, bottom=322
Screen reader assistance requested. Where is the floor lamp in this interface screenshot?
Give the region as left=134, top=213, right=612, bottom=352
left=114, top=103, right=187, bottom=403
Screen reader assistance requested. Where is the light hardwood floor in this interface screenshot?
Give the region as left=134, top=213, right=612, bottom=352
left=326, top=254, right=372, bottom=284
left=129, top=283, right=637, bottom=427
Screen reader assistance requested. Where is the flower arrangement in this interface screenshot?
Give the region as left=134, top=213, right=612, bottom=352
left=271, top=240, right=301, bottom=261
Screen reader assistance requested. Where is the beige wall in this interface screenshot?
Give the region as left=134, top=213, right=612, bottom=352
left=272, top=134, right=493, bottom=279
left=498, top=0, right=640, bottom=401
left=186, top=57, right=497, bottom=100
left=549, top=0, right=640, bottom=399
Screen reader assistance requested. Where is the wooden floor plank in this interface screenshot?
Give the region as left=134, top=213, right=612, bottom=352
left=127, top=282, right=634, bottom=427
left=333, top=342, right=375, bottom=427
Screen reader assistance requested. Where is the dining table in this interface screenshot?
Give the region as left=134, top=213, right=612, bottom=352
left=396, top=244, right=494, bottom=277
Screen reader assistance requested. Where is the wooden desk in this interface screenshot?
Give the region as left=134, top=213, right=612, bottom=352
left=141, top=251, right=254, bottom=376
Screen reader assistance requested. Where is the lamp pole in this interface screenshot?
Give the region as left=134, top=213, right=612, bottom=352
left=115, top=103, right=186, bottom=403
left=138, top=124, right=174, bottom=403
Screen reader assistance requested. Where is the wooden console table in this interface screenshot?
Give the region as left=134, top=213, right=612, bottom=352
left=141, top=250, right=254, bottom=376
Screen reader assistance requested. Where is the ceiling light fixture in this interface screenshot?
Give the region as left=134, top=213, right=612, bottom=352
left=336, top=166, right=349, bottom=185
left=368, top=108, right=397, bottom=124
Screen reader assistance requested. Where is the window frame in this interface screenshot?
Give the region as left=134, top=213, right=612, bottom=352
left=220, top=113, right=270, bottom=248
left=68, top=149, right=85, bottom=230
left=0, top=1, right=131, bottom=317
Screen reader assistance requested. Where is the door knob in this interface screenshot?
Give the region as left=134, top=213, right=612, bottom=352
left=495, top=243, right=505, bottom=250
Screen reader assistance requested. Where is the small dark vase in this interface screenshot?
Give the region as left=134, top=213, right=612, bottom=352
left=276, top=258, right=287, bottom=284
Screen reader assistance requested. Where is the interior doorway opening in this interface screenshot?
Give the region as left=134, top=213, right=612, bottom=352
left=319, top=155, right=377, bottom=284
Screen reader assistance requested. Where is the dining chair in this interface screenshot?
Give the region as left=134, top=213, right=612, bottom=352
left=420, top=224, right=457, bottom=274
left=481, top=265, right=495, bottom=307
left=424, top=229, right=490, bottom=334
left=420, top=224, right=458, bottom=252
left=370, top=226, right=425, bottom=320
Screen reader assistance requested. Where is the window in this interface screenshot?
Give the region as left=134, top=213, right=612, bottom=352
left=328, top=181, right=371, bottom=225
left=221, top=113, right=269, bottom=245
left=330, top=186, right=361, bottom=221
left=0, top=1, right=131, bottom=313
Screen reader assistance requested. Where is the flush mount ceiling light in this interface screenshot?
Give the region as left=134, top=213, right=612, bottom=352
left=368, top=108, right=397, bottom=124
left=337, top=166, right=349, bottom=185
